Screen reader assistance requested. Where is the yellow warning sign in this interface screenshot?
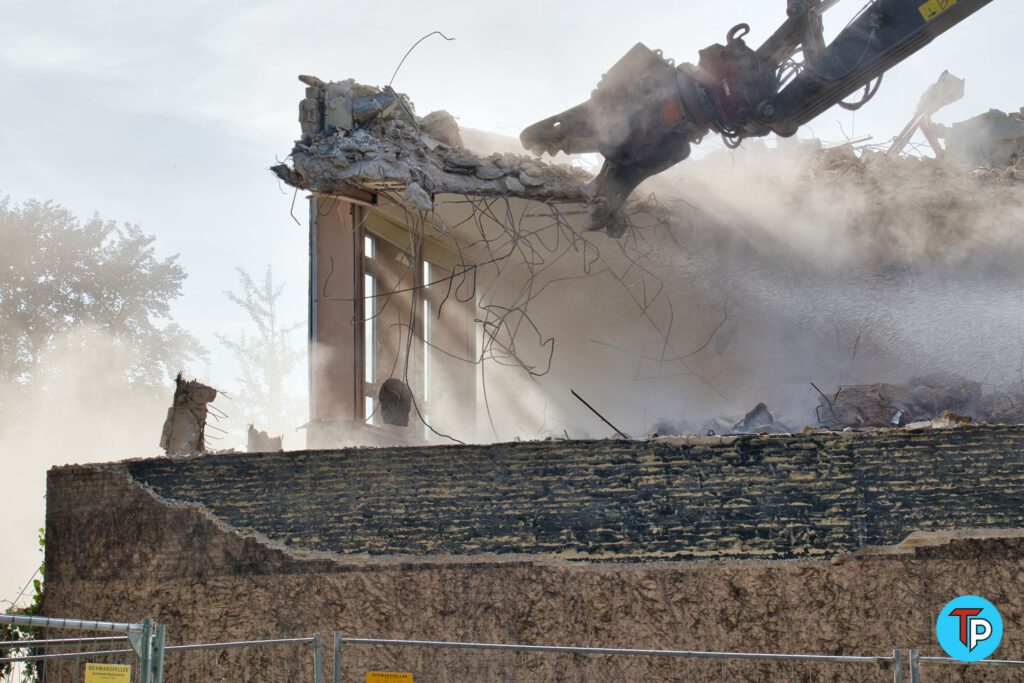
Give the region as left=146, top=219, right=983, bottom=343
left=918, top=0, right=958, bottom=21
left=84, top=663, right=131, bottom=682
left=366, top=673, right=413, bottom=683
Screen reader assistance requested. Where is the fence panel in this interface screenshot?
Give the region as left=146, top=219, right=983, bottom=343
left=158, top=635, right=324, bottom=683
left=911, top=649, right=1024, bottom=682
left=0, top=615, right=156, bottom=683
left=333, top=636, right=903, bottom=683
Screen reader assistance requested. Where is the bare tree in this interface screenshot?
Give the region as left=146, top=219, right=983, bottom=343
left=217, top=266, right=304, bottom=436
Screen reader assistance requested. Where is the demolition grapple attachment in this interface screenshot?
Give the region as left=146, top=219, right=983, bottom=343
left=521, top=0, right=995, bottom=235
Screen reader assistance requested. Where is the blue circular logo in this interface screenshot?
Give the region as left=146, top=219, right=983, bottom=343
left=936, top=596, right=1003, bottom=662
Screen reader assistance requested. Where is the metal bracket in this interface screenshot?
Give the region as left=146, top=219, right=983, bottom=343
left=128, top=630, right=144, bottom=659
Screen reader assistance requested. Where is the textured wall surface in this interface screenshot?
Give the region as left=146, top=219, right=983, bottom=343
left=121, top=426, right=1024, bottom=561
left=42, top=455, right=1024, bottom=682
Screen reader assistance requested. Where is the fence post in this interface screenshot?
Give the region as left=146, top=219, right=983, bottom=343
left=909, top=649, right=920, bottom=683
left=891, top=649, right=903, bottom=683
left=333, top=632, right=343, bottom=683
left=313, top=633, right=324, bottom=683
left=151, top=623, right=166, bottom=683
left=138, top=618, right=153, bottom=683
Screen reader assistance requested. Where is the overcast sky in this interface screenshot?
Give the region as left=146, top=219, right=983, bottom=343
left=0, top=0, right=1018, bottom=601
left=2, top=0, right=1018, bottom=372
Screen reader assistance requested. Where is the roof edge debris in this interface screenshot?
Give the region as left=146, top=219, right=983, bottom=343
left=272, top=75, right=601, bottom=214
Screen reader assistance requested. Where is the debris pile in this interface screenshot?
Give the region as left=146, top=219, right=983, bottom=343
left=684, top=135, right=1024, bottom=267
left=817, top=373, right=1024, bottom=429
left=652, top=402, right=793, bottom=437
left=943, top=107, right=1024, bottom=168
left=729, top=402, right=790, bottom=433
left=817, top=144, right=1024, bottom=186
left=272, top=75, right=595, bottom=212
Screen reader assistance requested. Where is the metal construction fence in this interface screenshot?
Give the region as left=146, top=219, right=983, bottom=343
left=6, top=614, right=1024, bottom=681
left=909, top=648, right=1024, bottom=682
left=333, top=636, right=1024, bottom=682
left=0, top=615, right=322, bottom=683
left=0, top=614, right=163, bottom=683
left=333, top=635, right=904, bottom=682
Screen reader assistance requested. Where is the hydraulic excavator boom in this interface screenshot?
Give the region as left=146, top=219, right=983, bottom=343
left=521, top=0, right=995, bottom=235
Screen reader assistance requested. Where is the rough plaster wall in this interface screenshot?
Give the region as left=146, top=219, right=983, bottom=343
left=122, top=427, right=1024, bottom=560
left=41, top=435, right=1024, bottom=682
left=43, top=556, right=1024, bottom=683
left=43, top=525, right=1024, bottom=682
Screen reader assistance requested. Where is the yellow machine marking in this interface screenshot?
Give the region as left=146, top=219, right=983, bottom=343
left=919, top=0, right=958, bottom=21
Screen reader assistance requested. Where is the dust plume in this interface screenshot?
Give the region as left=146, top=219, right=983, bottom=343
left=0, top=327, right=195, bottom=609
left=462, top=138, right=1024, bottom=440
left=624, top=140, right=1024, bottom=432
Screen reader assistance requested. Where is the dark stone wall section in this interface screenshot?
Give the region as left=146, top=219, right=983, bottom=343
left=120, top=427, right=1024, bottom=561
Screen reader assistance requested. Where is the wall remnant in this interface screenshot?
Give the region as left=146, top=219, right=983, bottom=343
left=124, top=426, right=1024, bottom=561
left=246, top=424, right=283, bottom=452
left=158, top=373, right=217, bottom=457
left=41, top=430, right=1024, bottom=681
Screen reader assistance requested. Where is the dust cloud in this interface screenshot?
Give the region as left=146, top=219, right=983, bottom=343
left=0, top=328, right=186, bottom=609
left=467, top=138, right=1024, bottom=440
left=643, top=140, right=1024, bottom=428
left=7, top=135, right=1024, bottom=596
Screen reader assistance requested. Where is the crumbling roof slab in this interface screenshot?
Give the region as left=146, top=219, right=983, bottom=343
left=272, top=76, right=596, bottom=212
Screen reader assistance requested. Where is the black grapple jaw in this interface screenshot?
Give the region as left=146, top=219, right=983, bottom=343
left=520, top=43, right=697, bottom=235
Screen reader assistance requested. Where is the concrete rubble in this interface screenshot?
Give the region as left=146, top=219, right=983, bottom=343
left=816, top=141, right=1024, bottom=185
left=272, top=75, right=598, bottom=212
left=730, top=402, right=789, bottom=433
left=942, top=107, right=1024, bottom=168
left=652, top=402, right=793, bottom=437
left=816, top=373, right=1024, bottom=429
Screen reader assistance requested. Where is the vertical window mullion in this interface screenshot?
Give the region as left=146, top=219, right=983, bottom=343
left=363, top=234, right=376, bottom=424
left=422, top=260, right=432, bottom=406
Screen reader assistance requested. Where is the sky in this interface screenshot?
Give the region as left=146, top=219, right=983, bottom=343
left=1, top=0, right=1018, bottom=370
left=0, top=0, right=1019, bottom=603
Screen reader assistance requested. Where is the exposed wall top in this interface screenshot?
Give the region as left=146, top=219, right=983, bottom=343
left=76, top=426, right=1024, bottom=563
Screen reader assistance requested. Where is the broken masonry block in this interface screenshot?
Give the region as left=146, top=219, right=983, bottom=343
left=352, top=92, right=398, bottom=123
left=324, top=82, right=355, bottom=133
left=403, top=182, right=433, bottom=211
left=421, top=110, right=463, bottom=148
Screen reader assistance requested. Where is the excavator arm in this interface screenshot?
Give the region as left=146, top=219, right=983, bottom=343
left=521, top=0, right=995, bottom=235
